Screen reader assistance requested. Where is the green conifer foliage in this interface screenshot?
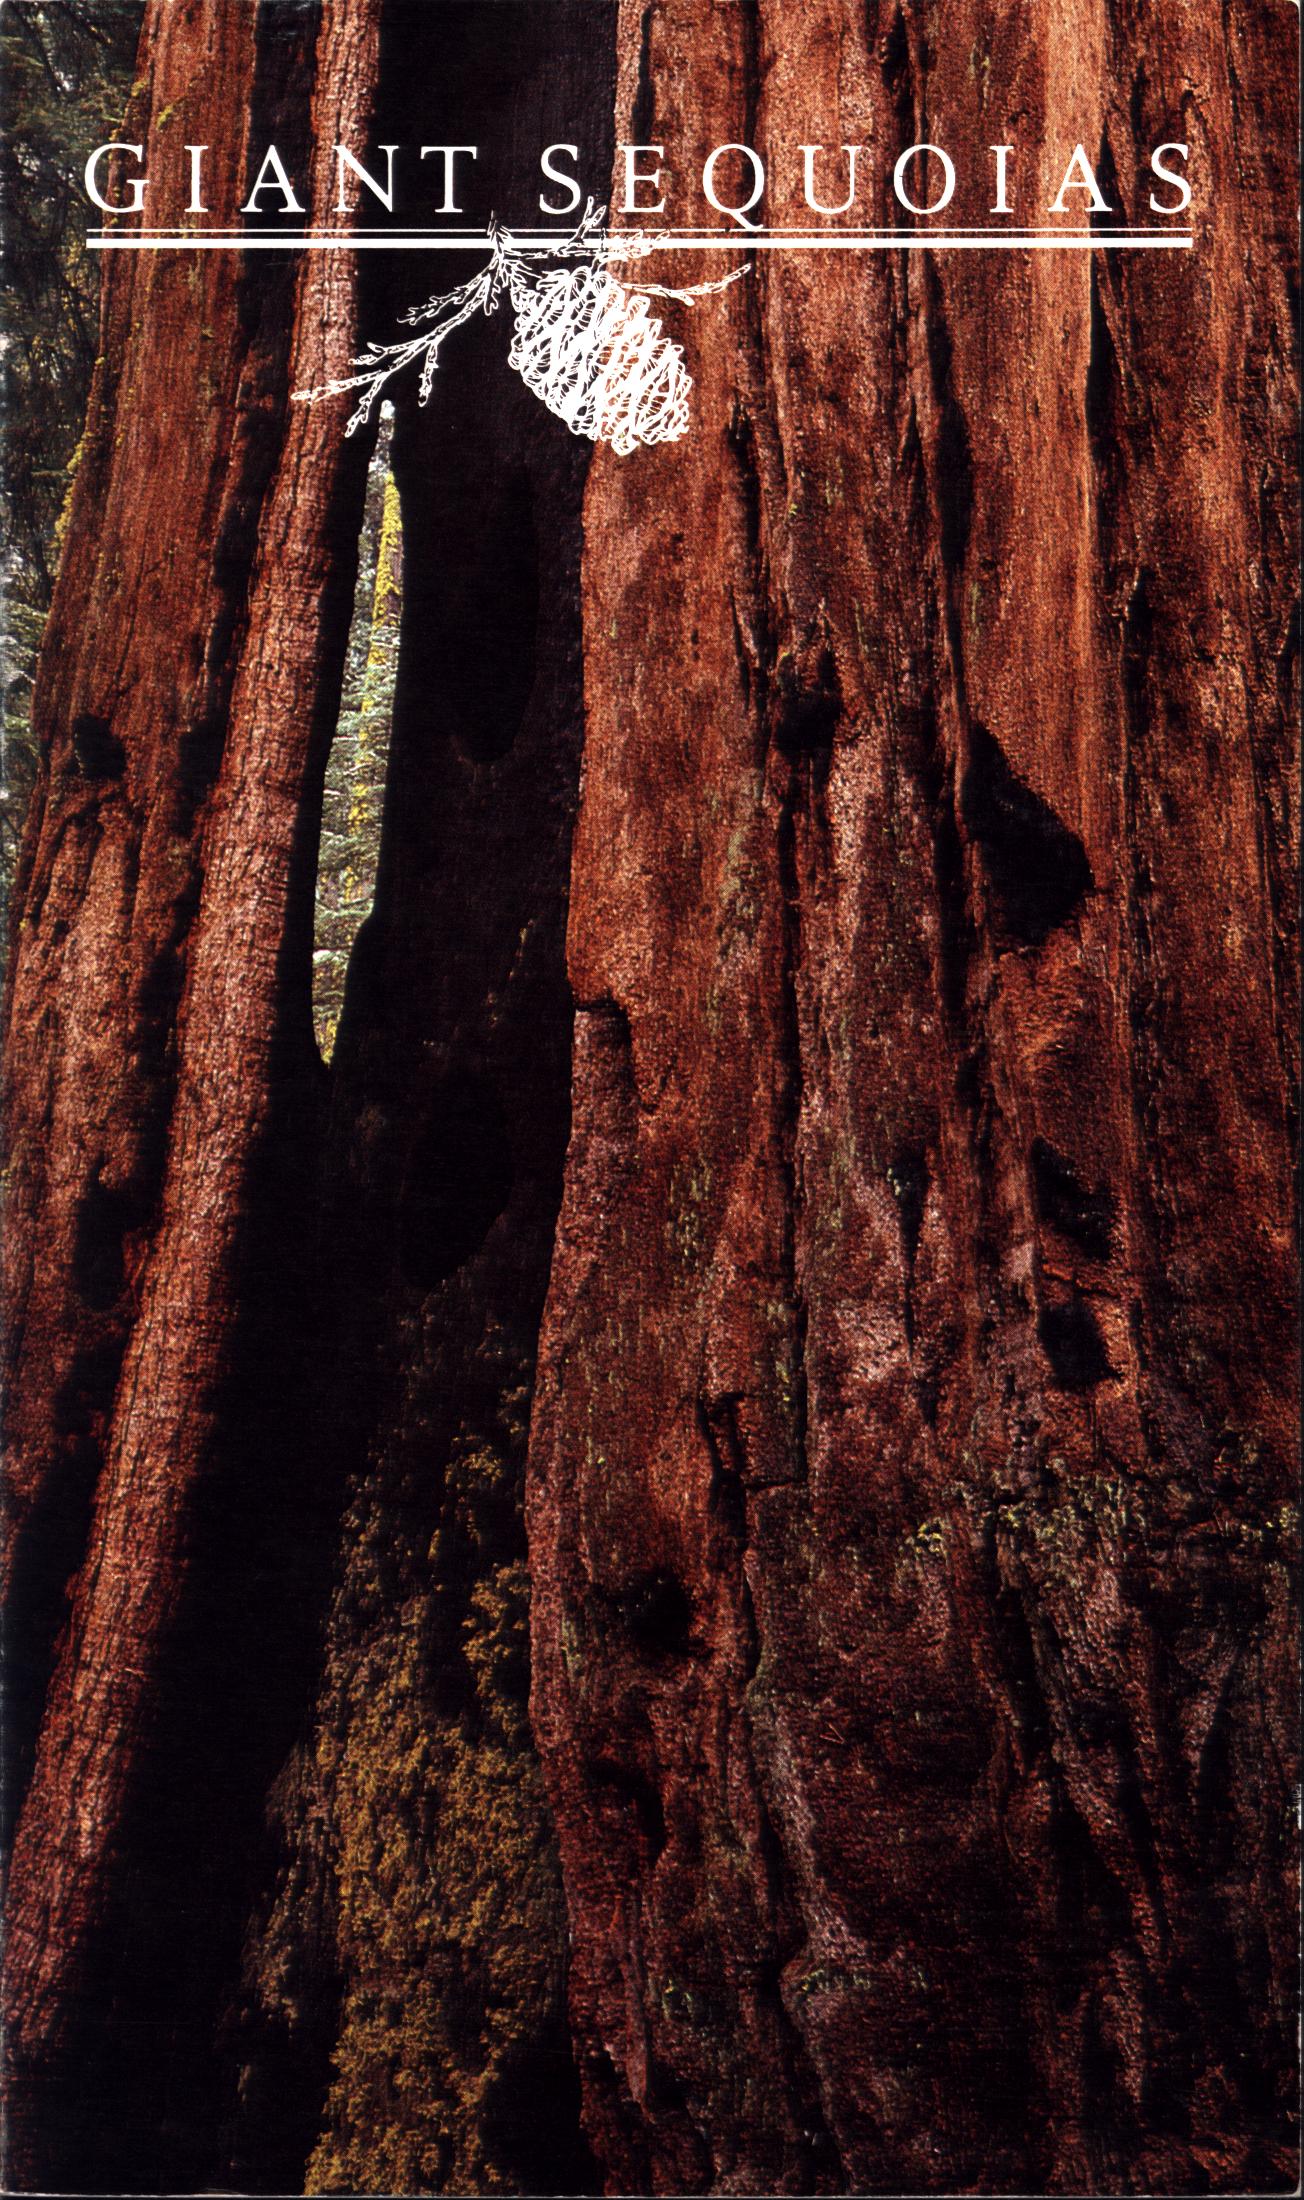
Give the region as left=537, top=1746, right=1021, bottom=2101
left=1, top=2, right=142, bottom=962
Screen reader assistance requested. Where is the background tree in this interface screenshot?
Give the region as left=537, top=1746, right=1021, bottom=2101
left=0, top=0, right=141, bottom=963
left=312, top=414, right=400, bottom=1061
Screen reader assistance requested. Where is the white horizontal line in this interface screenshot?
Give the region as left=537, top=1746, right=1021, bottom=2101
left=88, top=225, right=1193, bottom=252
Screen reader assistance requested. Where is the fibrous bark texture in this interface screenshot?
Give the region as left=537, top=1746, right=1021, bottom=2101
left=527, top=4, right=1299, bottom=2194
left=1, top=2, right=382, bottom=2185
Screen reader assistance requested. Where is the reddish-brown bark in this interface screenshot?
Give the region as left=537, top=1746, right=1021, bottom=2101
left=1, top=1, right=1295, bottom=2193
left=1, top=5, right=615, bottom=2191
left=1, top=2, right=382, bottom=2185
left=527, top=3, right=1299, bottom=2192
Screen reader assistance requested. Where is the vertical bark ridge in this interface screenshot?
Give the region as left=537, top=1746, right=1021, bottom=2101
left=1, top=4, right=383, bottom=2186
left=2, top=0, right=280, bottom=1814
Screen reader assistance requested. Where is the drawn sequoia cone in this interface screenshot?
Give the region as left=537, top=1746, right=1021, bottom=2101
left=505, top=259, right=692, bottom=453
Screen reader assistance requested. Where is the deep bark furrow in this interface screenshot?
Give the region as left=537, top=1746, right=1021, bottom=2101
left=230, top=11, right=616, bottom=2192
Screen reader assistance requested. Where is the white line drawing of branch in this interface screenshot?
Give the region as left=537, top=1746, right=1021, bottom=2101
left=294, top=200, right=749, bottom=451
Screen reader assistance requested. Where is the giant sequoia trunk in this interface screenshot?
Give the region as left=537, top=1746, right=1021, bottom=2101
left=526, top=3, right=1299, bottom=2194
left=1, top=0, right=1297, bottom=2195
left=3, top=3, right=610, bottom=2193
left=1, top=2, right=383, bottom=2185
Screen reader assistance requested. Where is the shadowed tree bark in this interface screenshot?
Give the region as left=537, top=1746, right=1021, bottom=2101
left=527, top=2, right=1299, bottom=2193
left=230, top=10, right=613, bottom=2190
